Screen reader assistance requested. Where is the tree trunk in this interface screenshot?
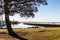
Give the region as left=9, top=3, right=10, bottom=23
left=4, top=0, right=14, bottom=33
left=4, top=0, right=28, bottom=40
left=5, top=14, right=14, bottom=33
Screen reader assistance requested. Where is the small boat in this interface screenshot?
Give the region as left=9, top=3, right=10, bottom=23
left=0, top=21, right=6, bottom=28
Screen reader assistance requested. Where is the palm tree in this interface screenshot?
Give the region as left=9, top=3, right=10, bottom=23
left=0, top=0, right=48, bottom=40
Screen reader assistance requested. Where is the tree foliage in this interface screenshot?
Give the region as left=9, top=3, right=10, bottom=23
left=0, top=0, right=47, bottom=17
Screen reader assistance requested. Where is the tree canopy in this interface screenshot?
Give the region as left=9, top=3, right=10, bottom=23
left=0, top=0, right=47, bottom=17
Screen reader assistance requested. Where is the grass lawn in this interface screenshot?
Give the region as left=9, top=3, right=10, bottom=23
left=0, top=27, right=60, bottom=40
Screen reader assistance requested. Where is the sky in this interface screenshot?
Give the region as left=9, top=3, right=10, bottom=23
left=34, top=0, right=60, bottom=22
left=2, top=0, right=60, bottom=22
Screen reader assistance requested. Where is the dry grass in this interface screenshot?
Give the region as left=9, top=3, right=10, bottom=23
left=0, top=27, right=60, bottom=40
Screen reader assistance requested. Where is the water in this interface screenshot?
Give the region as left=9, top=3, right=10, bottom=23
left=12, top=23, right=34, bottom=28
left=2, top=23, right=34, bottom=28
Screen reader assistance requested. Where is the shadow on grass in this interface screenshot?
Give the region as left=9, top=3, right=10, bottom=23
left=8, top=31, right=28, bottom=40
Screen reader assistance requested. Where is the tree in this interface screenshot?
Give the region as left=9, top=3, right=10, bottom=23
left=0, top=0, right=47, bottom=40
